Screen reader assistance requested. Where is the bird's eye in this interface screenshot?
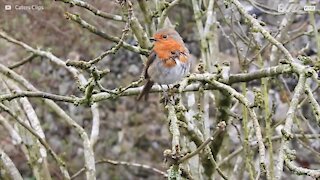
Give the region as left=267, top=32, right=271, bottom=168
left=162, top=35, right=168, bottom=39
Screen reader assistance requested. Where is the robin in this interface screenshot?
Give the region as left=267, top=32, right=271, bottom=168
left=137, top=27, right=191, bottom=101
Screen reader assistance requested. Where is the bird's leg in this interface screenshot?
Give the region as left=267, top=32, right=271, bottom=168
left=159, top=84, right=173, bottom=105
left=159, top=84, right=168, bottom=104
left=166, top=84, right=170, bottom=91
left=166, top=84, right=174, bottom=101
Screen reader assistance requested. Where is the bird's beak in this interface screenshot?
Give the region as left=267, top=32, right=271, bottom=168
left=149, top=38, right=156, bottom=42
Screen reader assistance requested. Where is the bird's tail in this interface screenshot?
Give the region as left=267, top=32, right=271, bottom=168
left=137, top=80, right=154, bottom=101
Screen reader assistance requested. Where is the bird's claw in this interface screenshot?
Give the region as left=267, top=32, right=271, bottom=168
left=160, top=93, right=174, bottom=105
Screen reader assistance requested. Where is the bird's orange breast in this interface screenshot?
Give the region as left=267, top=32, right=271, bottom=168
left=153, top=39, right=185, bottom=59
left=153, top=39, right=188, bottom=68
left=179, top=54, right=188, bottom=63
left=163, top=59, right=176, bottom=68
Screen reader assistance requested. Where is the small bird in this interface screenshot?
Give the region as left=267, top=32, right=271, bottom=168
left=137, top=27, right=191, bottom=101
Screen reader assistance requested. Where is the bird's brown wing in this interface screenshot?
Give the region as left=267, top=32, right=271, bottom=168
left=137, top=51, right=156, bottom=101
left=144, top=50, right=156, bottom=79
left=137, top=80, right=154, bottom=101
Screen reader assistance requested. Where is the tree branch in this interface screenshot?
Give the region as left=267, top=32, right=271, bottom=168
left=284, top=149, right=320, bottom=178
left=71, top=159, right=167, bottom=179
left=8, top=53, right=37, bottom=69
left=0, top=103, right=70, bottom=179
left=178, top=121, right=226, bottom=164
left=56, top=0, right=125, bottom=22
left=190, top=76, right=268, bottom=176
left=275, top=72, right=307, bottom=179
left=64, top=13, right=149, bottom=55
left=0, top=148, right=23, bottom=180
left=159, top=0, right=182, bottom=28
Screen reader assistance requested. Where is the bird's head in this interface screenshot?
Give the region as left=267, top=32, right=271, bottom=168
left=151, top=28, right=185, bottom=55
left=150, top=28, right=183, bottom=44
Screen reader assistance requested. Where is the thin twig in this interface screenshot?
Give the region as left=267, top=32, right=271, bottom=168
left=178, top=121, right=226, bottom=163
left=275, top=73, right=307, bottom=179
left=159, top=0, right=182, bottom=27
left=284, top=151, right=320, bottom=178
left=8, top=54, right=37, bottom=69
left=56, top=0, right=124, bottom=21
left=189, top=75, right=268, bottom=176
left=0, top=148, right=24, bottom=180
left=296, top=139, right=320, bottom=160
left=63, top=13, right=149, bottom=55
left=217, top=133, right=320, bottom=167
left=0, top=91, right=78, bottom=103
left=127, top=0, right=152, bottom=50
left=87, top=0, right=133, bottom=65
left=0, top=103, right=70, bottom=179
left=71, top=159, right=167, bottom=179
left=306, top=85, right=320, bottom=125
left=137, top=0, right=155, bottom=35
left=229, top=0, right=295, bottom=63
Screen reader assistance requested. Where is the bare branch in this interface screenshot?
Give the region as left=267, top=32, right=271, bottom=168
left=229, top=0, right=295, bottom=63
left=71, top=159, right=167, bottom=179
left=90, top=103, right=100, bottom=147
left=167, top=103, right=181, bottom=154
left=0, top=103, right=70, bottom=179
left=306, top=85, right=320, bottom=125
left=284, top=150, right=320, bottom=178
left=0, top=64, right=295, bottom=104
left=66, top=0, right=133, bottom=68
left=0, top=65, right=94, bottom=180
left=56, top=0, right=125, bottom=22
left=0, top=91, right=78, bottom=103
left=0, top=114, right=22, bottom=144
left=159, top=0, right=182, bottom=27
left=178, top=121, right=226, bottom=163
left=137, top=0, right=155, bottom=35
left=8, top=54, right=37, bottom=69
left=275, top=73, right=307, bottom=179
left=64, top=13, right=149, bottom=55
left=0, top=148, right=23, bottom=180
left=217, top=134, right=320, bottom=168
left=188, top=75, right=268, bottom=176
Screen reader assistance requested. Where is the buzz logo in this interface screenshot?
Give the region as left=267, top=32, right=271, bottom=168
left=278, top=3, right=316, bottom=13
